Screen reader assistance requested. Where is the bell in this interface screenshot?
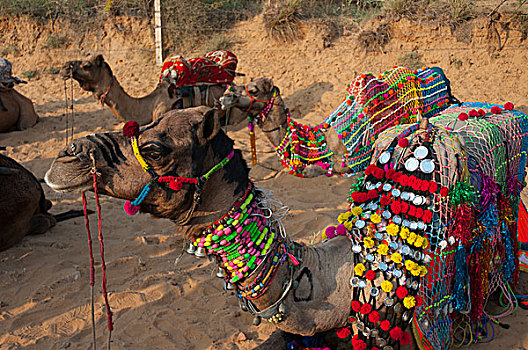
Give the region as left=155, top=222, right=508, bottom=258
left=223, top=281, right=235, bottom=290
left=216, top=267, right=225, bottom=278
left=195, top=246, right=206, bottom=258
left=278, top=303, right=287, bottom=314
left=186, top=243, right=196, bottom=254
left=253, top=316, right=261, bottom=326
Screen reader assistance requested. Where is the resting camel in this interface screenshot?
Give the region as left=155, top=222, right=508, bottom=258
left=60, top=55, right=246, bottom=126
left=45, top=102, right=525, bottom=348
left=0, top=154, right=87, bottom=251
left=220, top=67, right=457, bottom=178
left=0, top=57, right=39, bottom=131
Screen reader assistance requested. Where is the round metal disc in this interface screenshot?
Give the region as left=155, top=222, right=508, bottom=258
left=383, top=183, right=392, bottom=192
left=417, top=221, right=426, bottom=230
left=402, top=219, right=410, bottom=227
left=379, top=151, right=391, bottom=164
left=401, top=245, right=411, bottom=255
left=413, top=195, right=424, bottom=206
left=392, top=188, right=401, bottom=197
left=379, top=262, right=388, bottom=271
left=358, top=280, right=367, bottom=288
left=375, top=232, right=384, bottom=241
left=350, top=277, right=359, bottom=287
left=401, top=192, right=410, bottom=201
left=414, top=146, right=429, bottom=159
left=393, top=269, right=403, bottom=278
left=420, top=159, right=435, bottom=173
left=369, top=203, right=378, bottom=211
left=370, top=287, right=380, bottom=297
left=383, top=297, right=394, bottom=307
left=366, top=253, right=375, bottom=262
left=408, top=192, right=415, bottom=201
left=389, top=242, right=398, bottom=250
left=405, top=157, right=419, bottom=172
left=356, top=220, right=366, bottom=229
left=410, top=221, right=418, bottom=230
left=376, top=182, right=382, bottom=189
left=393, top=215, right=402, bottom=224
left=352, top=245, right=362, bottom=253
left=382, top=210, right=392, bottom=219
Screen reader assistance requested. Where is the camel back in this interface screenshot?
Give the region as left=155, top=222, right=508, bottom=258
left=328, top=102, right=527, bottom=349
left=324, top=66, right=454, bottom=175
left=159, top=50, right=237, bottom=87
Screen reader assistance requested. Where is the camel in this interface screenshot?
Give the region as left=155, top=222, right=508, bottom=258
left=60, top=54, right=246, bottom=126
left=0, top=154, right=87, bottom=251
left=0, top=57, right=39, bottom=132
left=220, top=67, right=458, bottom=178
left=45, top=104, right=525, bottom=349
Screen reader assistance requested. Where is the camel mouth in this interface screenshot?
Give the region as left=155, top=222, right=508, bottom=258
left=45, top=177, right=93, bottom=193
left=44, top=157, right=94, bottom=193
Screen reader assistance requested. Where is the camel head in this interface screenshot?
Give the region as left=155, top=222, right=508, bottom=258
left=220, top=78, right=288, bottom=144
left=61, top=54, right=113, bottom=93
left=46, top=106, right=248, bottom=223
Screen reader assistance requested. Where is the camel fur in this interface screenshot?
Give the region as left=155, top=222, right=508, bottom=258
left=60, top=55, right=247, bottom=126
left=0, top=154, right=56, bottom=251
left=0, top=85, right=39, bottom=132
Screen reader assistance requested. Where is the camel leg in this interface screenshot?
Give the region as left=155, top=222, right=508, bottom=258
left=27, top=213, right=56, bottom=235
left=11, top=89, right=39, bottom=130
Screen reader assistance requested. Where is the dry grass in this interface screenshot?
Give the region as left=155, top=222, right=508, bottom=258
left=398, top=52, right=425, bottom=70
left=448, top=0, right=474, bottom=29
left=357, top=22, right=391, bottom=52
left=263, top=1, right=304, bottom=41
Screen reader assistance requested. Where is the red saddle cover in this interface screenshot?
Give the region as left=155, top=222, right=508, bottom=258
left=159, top=50, right=237, bottom=87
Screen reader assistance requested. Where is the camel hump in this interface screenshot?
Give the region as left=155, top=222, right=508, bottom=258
left=159, top=50, right=238, bottom=87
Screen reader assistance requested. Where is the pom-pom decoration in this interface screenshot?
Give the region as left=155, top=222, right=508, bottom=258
left=123, top=120, right=140, bottom=138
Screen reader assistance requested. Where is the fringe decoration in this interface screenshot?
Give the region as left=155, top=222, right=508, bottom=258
left=480, top=175, right=499, bottom=210
left=452, top=246, right=469, bottom=312
left=501, top=221, right=515, bottom=284
left=449, top=181, right=476, bottom=208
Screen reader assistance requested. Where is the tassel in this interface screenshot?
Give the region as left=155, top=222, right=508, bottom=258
left=453, top=246, right=469, bottom=311
left=249, top=122, right=257, bottom=166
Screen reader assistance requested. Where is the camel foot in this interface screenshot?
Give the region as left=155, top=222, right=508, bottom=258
left=28, top=213, right=56, bottom=235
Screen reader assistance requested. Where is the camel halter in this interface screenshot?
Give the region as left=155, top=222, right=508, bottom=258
left=122, top=121, right=234, bottom=224
left=98, top=76, right=115, bottom=105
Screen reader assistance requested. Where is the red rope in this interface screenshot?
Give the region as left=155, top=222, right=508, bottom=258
left=92, top=171, right=114, bottom=332
left=82, top=193, right=96, bottom=287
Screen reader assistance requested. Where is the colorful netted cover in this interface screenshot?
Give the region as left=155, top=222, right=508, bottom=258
left=159, top=50, right=237, bottom=87
left=323, top=66, right=454, bottom=176
left=326, top=102, right=527, bottom=349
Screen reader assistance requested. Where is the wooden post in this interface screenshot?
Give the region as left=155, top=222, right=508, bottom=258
left=154, top=0, right=163, bottom=66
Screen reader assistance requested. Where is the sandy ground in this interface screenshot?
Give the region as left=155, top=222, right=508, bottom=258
left=1, top=13, right=528, bottom=350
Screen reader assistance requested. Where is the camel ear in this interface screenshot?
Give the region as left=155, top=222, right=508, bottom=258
left=192, top=107, right=221, bottom=145
left=263, top=78, right=274, bottom=93
left=95, top=54, right=105, bottom=67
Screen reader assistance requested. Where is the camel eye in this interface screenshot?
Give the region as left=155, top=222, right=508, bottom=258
left=248, top=85, right=259, bottom=94
left=82, top=63, right=92, bottom=69
left=145, top=151, right=162, bottom=161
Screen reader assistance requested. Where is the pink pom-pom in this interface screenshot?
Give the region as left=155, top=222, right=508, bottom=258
left=325, top=226, right=336, bottom=239
left=398, top=138, right=409, bottom=148
left=504, top=102, right=514, bottom=111
left=123, top=121, right=140, bottom=138
left=124, top=200, right=140, bottom=215
left=336, top=224, right=347, bottom=236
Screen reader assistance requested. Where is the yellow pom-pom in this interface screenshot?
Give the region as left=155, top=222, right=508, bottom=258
left=351, top=206, right=363, bottom=216
left=403, top=296, right=416, bottom=309
left=414, top=236, right=424, bottom=247
left=363, top=237, right=375, bottom=249
left=391, top=252, right=402, bottom=264
left=400, top=227, right=410, bottom=240
left=370, top=213, right=381, bottom=224
left=405, top=260, right=417, bottom=271
left=381, top=280, right=393, bottom=293
left=386, top=223, right=399, bottom=236
left=321, top=232, right=328, bottom=240
left=377, top=244, right=389, bottom=255
left=344, top=221, right=353, bottom=231
left=407, top=232, right=417, bottom=244
left=420, top=266, right=428, bottom=277
left=422, top=238, right=429, bottom=249
left=354, top=263, right=366, bottom=276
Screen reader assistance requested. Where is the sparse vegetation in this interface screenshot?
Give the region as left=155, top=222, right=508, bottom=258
left=43, top=67, right=61, bottom=75
left=263, top=1, right=303, bottom=41
left=448, top=0, right=474, bottom=29
left=357, top=23, right=391, bottom=52
left=205, top=34, right=234, bottom=52
left=21, top=70, right=39, bottom=80
left=44, top=33, right=70, bottom=49
left=398, top=52, right=424, bottom=70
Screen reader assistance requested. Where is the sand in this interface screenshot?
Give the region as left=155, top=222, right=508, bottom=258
left=0, top=13, right=527, bottom=350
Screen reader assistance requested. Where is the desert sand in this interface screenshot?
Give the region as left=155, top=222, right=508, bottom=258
left=0, top=13, right=527, bottom=350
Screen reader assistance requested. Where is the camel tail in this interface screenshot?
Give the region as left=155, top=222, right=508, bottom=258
left=54, top=209, right=94, bottom=222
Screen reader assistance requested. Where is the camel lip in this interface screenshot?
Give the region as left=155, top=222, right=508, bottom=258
left=44, top=170, right=93, bottom=193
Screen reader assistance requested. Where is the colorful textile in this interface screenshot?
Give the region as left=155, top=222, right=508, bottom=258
left=324, top=66, right=453, bottom=175
left=159, top=50, right=237, bottom=87
left=0, top=57, right=26, bottom=85
left=331, top=102, right=528, bottom=349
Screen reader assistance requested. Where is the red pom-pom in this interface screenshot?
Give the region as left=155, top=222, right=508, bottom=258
left=380, top=320, right=391, bottom=331
left=491, top=106, right=502, bottom=114
left=351, top=300, right=361, bottom=312
left=380, top=195, right=391, bottom=206
left=420, top=180, right=430, bottom=192
left=336, top=327, right=351, bottom=339
left=440, top=187, right=449, bottom=197
left=468, top=109, right=479, bottom=117
left=352, top=192, right=367, bottom=203
left=365, top=270, right=376, bottom=281
left=351, top=336, right=367, bottom=350
left=458, top=112, right=469, bottom=121
left=168, top=179, right=183, bottom=191
left=408, top=205, right=416, bottom=217
left=399, top=174, right=409, bottom=187
left=423, top=210, right=433, bottom=223
left=369, top=311, right=380, bottom=324
left=390, top=326, right=404, bottom=341
left=504, top=102, right=514, bottom=111
left=400, top=201, right=409, bottom=214
left=385, top=168, right=395, bottom=180
left=396, top=286, right=408, bottom=299
left=365, top=165, right=374, bottom=176
left=429, top=181, right=438, bottom=193
left=360, top=303, right=372, bottom=315
left=398, top=138, right=409, bottom=148
left=391, top=200, right=401, bottom=215
left=392, top=172, right=402, bottom=182
left=400, top=331, right=412, bottom=346
left=123, top=120, right=140, bottom=138
left=415, top=207, right=424, bottom=219
left=367, top=189, right=378, bottom=200
left=416, top=295, right=424, bottom=307
left=478, top=109, right=486, bottom=116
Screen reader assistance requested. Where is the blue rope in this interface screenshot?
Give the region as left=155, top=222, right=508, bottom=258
left=131, top=183, right=152, bottom=206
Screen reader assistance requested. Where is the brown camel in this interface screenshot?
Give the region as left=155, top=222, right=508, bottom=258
left=220, top=78, right=348, bottom=177
left=0, top=57, right=39, bottom=131
left=0, top=154, right=88, bottom=251
left=45, top=107, right=428, bottom=349
left=60, top=55, right=246, bottom=126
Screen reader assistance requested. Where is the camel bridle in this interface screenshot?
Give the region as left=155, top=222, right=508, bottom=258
left=122, top=121, right=234, bottom=225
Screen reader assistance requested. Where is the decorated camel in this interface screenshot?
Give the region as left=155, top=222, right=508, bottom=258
left=0, top=153, right=87, bottom=251
left=220, top=66, right=459, bottom=178
left=0, top=57, right=39, bottom=132
left=45, top=103, right=526, bottom=349
left=60, top=50, right=247, bottom=125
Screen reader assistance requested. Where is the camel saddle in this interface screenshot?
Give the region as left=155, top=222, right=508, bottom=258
left=159, top=50, right=238, bottom=87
